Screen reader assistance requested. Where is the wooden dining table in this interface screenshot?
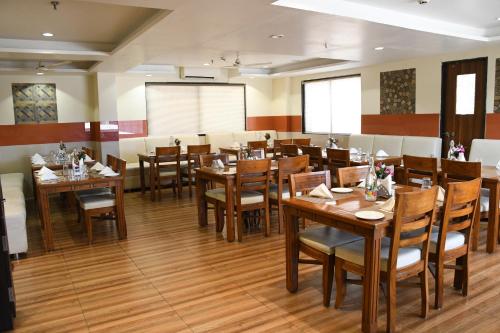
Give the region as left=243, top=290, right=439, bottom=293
left=282, top=186, right=418, bottom=333
left=195, top=161, right=279, bottom=242
left=137, top=152, right=188, bottom=201
left=34, top=169, right=126, bottom=251
left=219, top=146, right=276, bottom=160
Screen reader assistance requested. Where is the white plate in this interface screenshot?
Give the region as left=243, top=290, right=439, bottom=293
left=355, top=211, right=385, bottom=220
left=331, top=187, right=353, bottom=193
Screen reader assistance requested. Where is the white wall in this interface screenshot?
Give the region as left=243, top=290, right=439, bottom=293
left=271, top=45, right=500, bottom=117
left=115, top=72, right=273, bottom=122
left=0, top=73, right=96, bottom=124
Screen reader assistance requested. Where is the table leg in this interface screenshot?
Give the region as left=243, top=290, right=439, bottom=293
left=362, top=232, right=381, bottom=333
left=487, top=182, right=499, bottom=253
left=115, top=182, right=127, bottom=239
left=149, top=159, right=156, bottom=201
left=196, top=176, right=208, bottom=227
left=225, top=178, right=235, bottom=242
left=285, top=205, right=299, bottom=293
left=139, top=159, right=145, bottom=195
left=39, top=190, right=54, bottom=251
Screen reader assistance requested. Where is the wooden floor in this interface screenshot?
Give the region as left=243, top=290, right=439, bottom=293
left=9, top=190, right=500, bottom=332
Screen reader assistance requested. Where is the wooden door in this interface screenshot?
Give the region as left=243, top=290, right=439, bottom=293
left=441, top=57, right=487, bottom=158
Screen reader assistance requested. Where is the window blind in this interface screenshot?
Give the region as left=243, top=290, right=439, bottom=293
left=146, top=83, right=245, bottom=136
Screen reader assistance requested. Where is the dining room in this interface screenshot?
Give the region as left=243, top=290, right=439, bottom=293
left=1, top=1, right=500, bottom=332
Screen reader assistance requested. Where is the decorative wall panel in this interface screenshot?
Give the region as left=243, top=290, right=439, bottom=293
left=380, top=68, right=416, bottom=115
left=494, top=58, right=500, bottom=113
left=12, top=83, right=58, bottom=124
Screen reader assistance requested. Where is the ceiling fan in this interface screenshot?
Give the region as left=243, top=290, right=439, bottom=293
left=36, top=60, right=72, bottom=71
left=221, top=52, right=272, bottom=68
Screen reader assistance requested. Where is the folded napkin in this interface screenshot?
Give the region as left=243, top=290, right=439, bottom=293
left=90, top=162, right=105, bottom=171
left=357, top=179, right=366, bottom=188
left=215, top=159, right=225, bottom=169
left=349, top=147, right=358, bottom=154
left=379, top=175, right=393, bottom=194
left=309, top=183, right=334, bottom=199
left=40, top=171, right=58, bottom=181
left=38, top=166, right=54, bottom=176
left=379, top=196, right=395, bottom=212
left=99, top=166, right=119, bottom=177
left=437, top=186, right=446, bottom=202
left=298, top=148, right=303, bottom=155
left=376, top=149, right=389, bottom=157
left=31, top=153, right=46, bottom=165
left=497, top=160, right=500, bottom=170
left=84, top=154, right=94, bottom=162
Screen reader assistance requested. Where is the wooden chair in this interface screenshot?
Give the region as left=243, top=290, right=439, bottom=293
left=300, top=146, right=324, bottom=171
left=207, top=159, right=272, bottom=241
left=327, top=148, right=350, bottom=186
left=292, top=138, right=311, bottom=146
left=440, top=159, right=486, bottom=251
left=428, top=178, right=481, bottom=309
left=198, top=153, right=230, bottom=232
left=336, top=165, right=370, bottom=187
left=269, top=155, right=309, bottom=233
left=288, top=171, right=362, bottom=307
left=281, top=144, right=299, bottom=157
left=82, top=146, right=96, bottom=160
left=273, top=139, right=292, bottom=159
left=183, top=144, right=211, bottom=197
left=335, top=186, right=439, bottom=332
left=403, top=155, right=438, bottom=187
left=155, top=146, right=182, bottom=199
left=247, top=140, right=267, bottom=150
left=77, top=155, right=126, bottom=244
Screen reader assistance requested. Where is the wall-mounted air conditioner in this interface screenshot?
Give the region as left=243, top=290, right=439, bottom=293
left=179, top=67, right=222, bottom=80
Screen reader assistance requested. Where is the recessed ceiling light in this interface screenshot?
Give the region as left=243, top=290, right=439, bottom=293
left=497, top=17, right=500, bottom=21
left=203, top=63, right=210, bottom=66
left=36, top=72, right=44, bottom=75
left=145, top=74, right=152, bottom=77
left=269, top=34, right=285, bottom=39
left=374, top=46, right=385, bottom=51
left=42, top=32, right=54, bottom=37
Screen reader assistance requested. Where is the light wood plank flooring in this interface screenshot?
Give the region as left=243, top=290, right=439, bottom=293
left=9, top=191, right=500, bottom=332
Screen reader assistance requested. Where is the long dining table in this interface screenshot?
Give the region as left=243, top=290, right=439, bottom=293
left=282, top=186, right=418, bottom=333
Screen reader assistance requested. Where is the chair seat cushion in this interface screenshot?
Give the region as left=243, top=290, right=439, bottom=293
left=79, top=194, right=116, bottom=210
left=429, top=229, right=465, bottom=253
left=269, top=183, right=290, bottom=200
left=336, top=237, right=421, bottom=271
left=205, top=188, right=264, bottom=205
left=159, top=170, right=178, bottom=177
left=299, top=226, right=362, bottom=255
left=75, top=188, right=112, bottom=200
left=0, top=173, right=24, bottom=189
left=479, top=188, right=499, bottom=213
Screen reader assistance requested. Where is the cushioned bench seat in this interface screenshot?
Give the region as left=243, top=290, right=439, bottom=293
left=1, top=173, right=27, bottom=255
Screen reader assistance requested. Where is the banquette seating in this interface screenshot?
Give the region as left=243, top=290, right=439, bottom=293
left=0, top=173, right=27, bottom=255
left=347, top=134, right=442, bottom=158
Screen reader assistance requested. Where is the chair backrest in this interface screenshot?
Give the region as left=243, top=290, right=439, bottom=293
left=300, top=146, right=323, bottom=171
left=289, top=171, right=331, bottom=197
left=236, top=159, right=271, bottom=201
left=441, top=159, right=481, bottom=188
left=187, top=144, right=211, bottom=168
left=82, top=146, right=96, bottom=160
left=247, top=140, right=267, bottom=150
left=436, top=178, right=481, bottom=256
left=276, top=155, right=309, bottom=199
left=327, top=148, right=350, bottom=184
left=403, top=155, right=438, bottom=187
left=337, top=165, right=370, bottom=187
left=155, top=146, right=180, bottom=167
left=106, top=154, right=127, bottom=177
left=387, top=186, right=438, bottom=274
left=281, top=144, right=299, bottom=157
left=273, top=139, right=292, bottom=148
left=293, top=138, right=311, bottom=146
left=199, top=153, right=230, bottom=167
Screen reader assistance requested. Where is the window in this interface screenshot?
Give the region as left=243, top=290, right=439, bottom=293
left=455, top=74, right=476, bottom=115
left=145, top=83, right=246, bottom=135
left=302, top=75, right=361, bottom=134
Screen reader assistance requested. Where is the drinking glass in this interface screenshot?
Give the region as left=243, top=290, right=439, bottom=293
left=421, top=177, right=432, bottom=190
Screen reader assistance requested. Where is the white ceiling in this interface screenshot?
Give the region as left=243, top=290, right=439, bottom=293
left=0, top=0, right=497, bottom=76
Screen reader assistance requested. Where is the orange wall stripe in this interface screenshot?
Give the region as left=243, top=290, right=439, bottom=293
left=486, top=113, right=500, bottom=139
left=0, top=122, right=92, bottom=146
left=361, top=114, right=440, bottom=137
left=246, top=116, right=302, bottom=132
